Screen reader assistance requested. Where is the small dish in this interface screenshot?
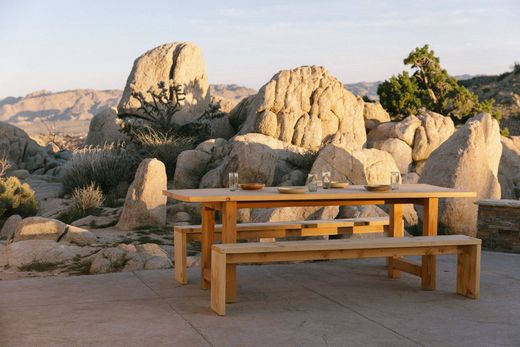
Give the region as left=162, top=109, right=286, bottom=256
left=239, top=183, right=265, bottom=191
left=277, top=187, right=306, bottom=194
left=364, top=184, right=391, bottom=192
left=330, top=181, right=349, bottom=189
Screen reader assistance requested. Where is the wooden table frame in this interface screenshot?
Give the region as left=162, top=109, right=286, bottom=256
left=164, top=184, right=476, bottom=303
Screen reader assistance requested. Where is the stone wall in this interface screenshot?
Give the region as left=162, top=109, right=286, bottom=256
left=476, top=199, right=520, bottom=253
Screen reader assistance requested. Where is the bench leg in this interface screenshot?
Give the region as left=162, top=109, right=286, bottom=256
left=387, top=204, right=404, bottom=278
left=222, top=201, right=238, bottom=303
left=456, top=244, right=481, bottom=299
left=421, top=198, right=438, bottom=290
left=174, top=229, right=188, bottom=284
left=211, top=251, right=227, bottom=315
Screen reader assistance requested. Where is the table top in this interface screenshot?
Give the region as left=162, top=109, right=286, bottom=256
left=164, top=184, right=476, bottom=203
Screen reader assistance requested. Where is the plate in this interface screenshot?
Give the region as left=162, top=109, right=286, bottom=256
left=239, top=183, right=265, bottom=190
left=330, top=181, right=349, bottom=189
left=277, top=187, right=306, bottom=194
left=364, top=184, right=391, bottom=192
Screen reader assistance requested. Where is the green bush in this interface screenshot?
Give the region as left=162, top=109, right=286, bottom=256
left=378, top=44, right=498, bottom=122
left=63, top=144, right=139, bottom=196
left=0, top=176, right=38, bottom=219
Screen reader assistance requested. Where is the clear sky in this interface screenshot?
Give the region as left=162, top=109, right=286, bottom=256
left=1, top=0, right=519, bottom=98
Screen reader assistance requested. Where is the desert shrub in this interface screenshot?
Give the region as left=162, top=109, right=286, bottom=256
left=0, top=176, right=38, bottom=219
left=63, top=144, right=139, bottom=196
left=287, top=150, right=319, bottom=172
left=500, top=127, right=510, bottom=137
left=0, top=153, right=11, bottom=178
left=71, top=183, right=104, bottom=213
left=132, top=127, right=194, bottom=177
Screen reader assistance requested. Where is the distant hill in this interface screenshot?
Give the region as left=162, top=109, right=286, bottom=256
left=0, top=84, right=257, bottom=135
left=344, top=81, right=381, bottom=101
left=209, top=84, right=256, bottom=102
left=460, top=67, right=520, bottom=119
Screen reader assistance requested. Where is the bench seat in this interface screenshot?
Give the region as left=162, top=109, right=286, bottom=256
left=211, top=235, right=481, bottom=315
left=174, top=217, right=389, bottom=284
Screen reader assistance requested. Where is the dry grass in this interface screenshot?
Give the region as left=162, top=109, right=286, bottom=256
left=0, top=153, right=11, bottom=178
left=71, top=183, right=105, bottom=213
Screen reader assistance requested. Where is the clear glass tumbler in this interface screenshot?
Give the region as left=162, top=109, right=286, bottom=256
left=390, top=172, right=400, bottom=190
left=228, top=172, right=238, bottom=191
left=307, top=174, right=318, bottom=192
left=322, top=172, right=331, bottom=189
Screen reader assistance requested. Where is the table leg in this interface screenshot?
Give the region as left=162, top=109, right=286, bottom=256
left=201, top=204, right=215, bottom=289
left=222, top=201, right=238, bottom=303
left=387, top=204, right=404, bottom=278
left=422, top=197, right=438, bottom=290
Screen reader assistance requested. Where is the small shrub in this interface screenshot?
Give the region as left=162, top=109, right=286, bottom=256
left=501, top=127, right=510, bottom=137
left=63, top=144, right=139, bottom=196
left=287, top=150, right=319, bottom=171
left=0, top=153, right=11, bottom=178
left=133, top=127, right=194, bottom=176
left=71, top=183, right=104, bottom=213
left=0, top=176, right=38, bottom=219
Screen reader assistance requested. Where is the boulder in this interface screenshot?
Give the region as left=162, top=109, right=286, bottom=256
left=412, top=111, right=455, bottom=161
left=173, top=149, right=212, bottom=189
left=0, top=122, right=58, bottom=174
left=250, top=206, right=339, bottom=223
left=391, top=115, right=421, bottom=146
left=229, top=66, right=366, bottom=150
left=60, top=226, right=97, bottom=246
left=311, top=144, right=399, bottom=185
left=202, top=133, right=306, bottom=188
left=118, top=42, right=210, bottom=125
left=363, top=102, right=390, bottom=131
left=116, top=159, right=167, bottom=231
left=498, top=137, right=520, bottom=199
left=7, top=169, right=30, bottom=180
left=71, top=215, right=117, bottom=229
left=373, top=138, right=412, bottom=174
left=366, top=122, right=396, bottom=148
left=89, top=243, right=171, bottom=274
left=12, top=217, right=67, bottom=242
left=5, top=240, right=95, bottom=269
left=338, top=205, right=388, bottom=219
left=0, top=214, right=22, bottom=240
left=85, top=107, right=128, bottom=146
left=419, top=114, right=502, bottom=236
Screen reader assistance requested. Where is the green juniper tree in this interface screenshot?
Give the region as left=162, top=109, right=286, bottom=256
left=377, top=44, right=497, bottom=122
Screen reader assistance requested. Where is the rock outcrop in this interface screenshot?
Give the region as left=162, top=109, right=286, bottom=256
left=12, top=217, right=68, bottom=242
left=116, top=159, right=167, bottom=230
left=229, top=66, right=366, bottom=150
left=419, top=114, right=502, bottom=236
left=310, top=144, right=399, bottom=185
left=498, top=136, right=520, bottom=199
left=0, top=122, right=65, bottom=174
left=85, top=107, right=128, bottom=146
left=118, top=42, right=210, bottom=125
left=363, top=102, right=390, bottom=131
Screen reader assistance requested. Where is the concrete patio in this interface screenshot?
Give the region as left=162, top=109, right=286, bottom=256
left=1, top=251, right=519, bottom=347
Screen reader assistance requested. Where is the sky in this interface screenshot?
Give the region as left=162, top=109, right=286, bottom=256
left=0, top=0, right=519, bottom=98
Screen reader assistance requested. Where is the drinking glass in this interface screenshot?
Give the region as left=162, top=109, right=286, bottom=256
left=228, top=172, right=238, bottom=191
left=322, top=172, right=331, bottom=189
left=307, top=174, right=318, bottom=192
left=390, top=172, right=400, bottom=190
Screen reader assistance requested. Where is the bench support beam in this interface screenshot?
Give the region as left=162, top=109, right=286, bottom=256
left=422, top=198, right=438, bottom=290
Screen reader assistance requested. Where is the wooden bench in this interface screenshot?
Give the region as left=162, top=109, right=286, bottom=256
left=174, top=217, right=389, bottom=284
left=210, top=235, right=481, bottom=315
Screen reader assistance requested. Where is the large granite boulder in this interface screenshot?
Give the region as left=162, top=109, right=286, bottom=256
left=498, top=136, right=520, bottom=199
left=419, top=114, right=502, bottom=236
left=116, top=159, right=167, bottom=230
left=372, top=138, right=412, bottom=174
left=0, top=214, right=22, bottom=240
left=311, top=144, right=399, bottom=185
left=363, top=102, right=390, bottom=131
left=412, top=111, right=455, bottom=161
left=199, top=133, right=306, bottom=188
left=229, top=66, right=366, bottom=150
left=85, top=107, right=128, bottom=146
left=118, top=42, right=210, bottom=125
left=0, top=122, right=62, bottom=174
left=173, top=150, right=212, bottom=189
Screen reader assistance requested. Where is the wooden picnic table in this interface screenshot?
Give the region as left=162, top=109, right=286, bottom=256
left=164, top=184, right=476, bottom=303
